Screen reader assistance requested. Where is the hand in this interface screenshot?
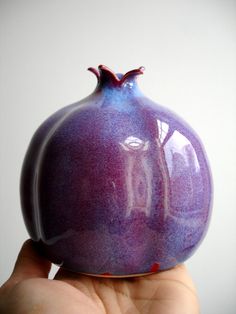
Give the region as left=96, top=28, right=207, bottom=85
left=0, top=240, right=199, bottom=314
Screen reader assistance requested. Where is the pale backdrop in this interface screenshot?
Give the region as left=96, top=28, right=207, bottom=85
left=0, top=1, right=236, bottom=313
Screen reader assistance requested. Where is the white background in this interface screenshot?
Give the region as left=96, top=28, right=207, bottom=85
left=0, top=0, right=235, bottom=313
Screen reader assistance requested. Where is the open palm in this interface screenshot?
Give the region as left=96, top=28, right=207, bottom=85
left=0, top=240, right=199, bottom=314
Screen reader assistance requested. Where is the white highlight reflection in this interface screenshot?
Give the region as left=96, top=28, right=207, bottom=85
left=157, top=120, right=169, bottom=144
left=120, top=136, right=149, bottom=151
left=120, top=136, right=152, bottom=217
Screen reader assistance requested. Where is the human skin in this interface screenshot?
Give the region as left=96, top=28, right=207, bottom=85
left=0, top=240, right=200, bottom=314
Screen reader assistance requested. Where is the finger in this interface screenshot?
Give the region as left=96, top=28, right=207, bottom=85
left=9, top=240, right=51, bottom=283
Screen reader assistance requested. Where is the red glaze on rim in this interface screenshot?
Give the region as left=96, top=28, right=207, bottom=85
left=150, top=263, right=160, bottom=272
left=88, top=65, right=145, bottom=88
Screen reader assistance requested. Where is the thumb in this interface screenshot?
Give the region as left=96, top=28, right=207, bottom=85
left=7, top=240, right=51, bottom=285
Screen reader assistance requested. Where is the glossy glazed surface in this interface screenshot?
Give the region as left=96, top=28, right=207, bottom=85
left=20, top=66, right=212, bottom=276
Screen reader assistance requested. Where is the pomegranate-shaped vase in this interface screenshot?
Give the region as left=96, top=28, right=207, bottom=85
left=20, top=65, right=212, bottom=277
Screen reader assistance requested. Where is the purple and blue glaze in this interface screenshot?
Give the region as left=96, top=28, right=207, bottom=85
left=20, top=65, right=212, bottom=277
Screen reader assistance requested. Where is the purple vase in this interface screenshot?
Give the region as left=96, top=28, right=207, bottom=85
left=20, top=65, right=213, bottom=277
